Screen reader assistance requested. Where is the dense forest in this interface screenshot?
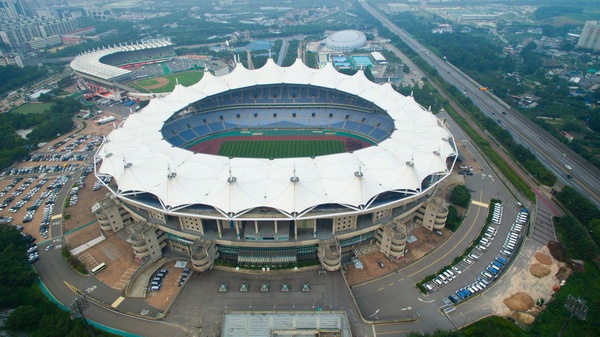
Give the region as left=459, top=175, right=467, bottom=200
left=534, top=6, right=583, bottom=20
left=0, top=225, right=116, bottom=336
left=0, top=65, right=48, bottom=95
left=0, top=97, right=81, bottom=169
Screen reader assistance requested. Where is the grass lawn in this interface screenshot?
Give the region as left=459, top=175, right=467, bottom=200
left=134, top=78, right=160, bottom=87
left=130, top=71, right=204, bottom=93
left=11, top=103, right=52, bottom=114
left=218, top=140, right=345, bottom=158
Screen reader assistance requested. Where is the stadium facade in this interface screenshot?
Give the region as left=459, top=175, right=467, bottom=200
left=70, top=38, right=175, bottom=100
left=92, top=59, right=457, bottom=272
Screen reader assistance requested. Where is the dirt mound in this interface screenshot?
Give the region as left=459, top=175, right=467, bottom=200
left=514, top=312, right=536, bottom=324
left=530, top=263, right=551, bottom=278
left=556, top=267, right=573, bottom=281
left=504, top=292, right=534, bottom=311
left=535, top=252, right=552, bottom=265
left=548, top=241, right=567, bottom=262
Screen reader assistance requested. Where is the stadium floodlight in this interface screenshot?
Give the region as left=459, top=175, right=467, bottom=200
left=559, top=295, right=588, bottom=336
left=565, top=295, right=588, bottom=320
left=290, top=167, right=300, bottom=183
left=354, top=166, right=364, bottom=178
left=69, top=294, right=95, bottom=337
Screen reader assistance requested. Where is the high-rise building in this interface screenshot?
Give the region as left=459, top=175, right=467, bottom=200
left=0, top=0, right=50, bottom=19
left=0, top=16, right=78, bottom=48
left=577, top=21, right=600, bottom=52
left=0, top=0, right=26, bottom=19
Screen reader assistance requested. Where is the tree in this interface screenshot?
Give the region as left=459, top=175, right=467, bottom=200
left=0, top=225, right=117, bottom=336
left=450, top=185, right=471, bottom=208
left=37, top=92, right=53, bottom=103
left=555, top=215, right=599, bottom=260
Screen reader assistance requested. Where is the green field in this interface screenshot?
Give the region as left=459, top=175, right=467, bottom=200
left=218, top=140, right=345, bottom=159
left=11, top=103, right=53, bottom=114
left=129, top=70, right=204, bottom=93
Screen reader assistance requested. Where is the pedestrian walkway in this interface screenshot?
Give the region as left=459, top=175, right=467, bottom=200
left=63, top=219, right=98, bottom=236
left=102, top=243, right=122, bottom=261
left=114, top=268, right=136, bottom=291
left=471, top=200, right=489, bottom=208
left=78, top=252, right=98, bottom=269
left=529, top=209, right=557, bottom=245
left=352, top=242, right=379, bottom=257
left=70, top=234, right=106, bottom=255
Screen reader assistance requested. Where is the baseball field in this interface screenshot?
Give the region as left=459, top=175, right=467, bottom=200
left=129, top=71, right=203, bottom=93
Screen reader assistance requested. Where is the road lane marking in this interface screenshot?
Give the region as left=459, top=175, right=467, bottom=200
left=111, top=296, right=125, bottom=308
left=461, top=303, right=490, bottom=315
left=408, top=190, right=484, bottom=278
left=417, top=297, right=435, bottom=303
left=388, top=282, right=395, bottom=287
left=51, top=214, right=62, bottom=220
left=378, top=287, right=385, bottom=291
left=470, top=200, right=488, bottom=208
left=63, top=281, right=81, bottom=295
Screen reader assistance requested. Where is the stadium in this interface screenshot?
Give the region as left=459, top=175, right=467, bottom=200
left=93, top=58, right=457, bottom=272
left=70, top=38, right=207, bottom=99
left=325, top=30, right=368, bottom=52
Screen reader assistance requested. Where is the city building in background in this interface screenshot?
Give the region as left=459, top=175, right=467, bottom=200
left=577, top=21, right=600, bottom=52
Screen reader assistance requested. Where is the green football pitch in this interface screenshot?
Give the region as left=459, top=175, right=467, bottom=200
left=218, top=140, right=345, bottom=158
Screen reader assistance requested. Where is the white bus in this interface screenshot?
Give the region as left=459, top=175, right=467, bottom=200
left=97, top=116, right=116, bottom=125
left=91, top=262, right=106, bottom=274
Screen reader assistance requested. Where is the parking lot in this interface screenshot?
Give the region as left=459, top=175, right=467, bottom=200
left=0, top=118, right=115, bottom=258
left=421, top=203, right=530, bottom=308
left=164, top=268, right=370, bottom=337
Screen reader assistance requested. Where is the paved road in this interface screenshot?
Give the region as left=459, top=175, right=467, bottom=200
left=277, top=39, right=289, bottom=66
left=351, top=104, right=528, bottom=336
left=359, top=0, right=600, bottom=207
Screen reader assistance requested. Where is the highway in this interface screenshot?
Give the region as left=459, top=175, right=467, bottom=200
left=360, top=0, right=600, bottom=206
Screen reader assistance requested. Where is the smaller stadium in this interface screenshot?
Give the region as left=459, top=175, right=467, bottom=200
left=70, top=38, right=209, bottom=100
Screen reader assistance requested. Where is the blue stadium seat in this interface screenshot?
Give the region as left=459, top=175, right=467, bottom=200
left=179, top=129, right=196, bottom=141
left=370, top=128, right=389, bottom=141
left=208, top=122, right=225, bottom=132
left=193, top=125, right=210, bottom=136
left=167, top=135, right=186, bottom=147
left=358, top=124, right=375, bottom=135
left=345, top=121, right=360, bottom=131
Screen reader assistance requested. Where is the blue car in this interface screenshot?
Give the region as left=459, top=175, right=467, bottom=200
left=487, top=267, right=498, bottom=275
left=496, top=257, right=507, bottom=265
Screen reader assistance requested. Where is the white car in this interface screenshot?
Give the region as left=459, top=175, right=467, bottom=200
left=565, top=164, right=572, bottom=170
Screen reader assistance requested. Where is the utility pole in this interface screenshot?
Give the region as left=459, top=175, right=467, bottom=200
left=69, top=294, right=96, bottom=337
left=559, top=295, right=588, bottom=337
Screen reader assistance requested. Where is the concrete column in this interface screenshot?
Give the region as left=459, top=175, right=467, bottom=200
left=274, top=220, right=278, bottom=234
left=294, top=220, right=298, bottom=239
left=234, top=220, right=240, bottom=240
left=254, top=220, right=259, bottom=233
left=217, top=220, right=222, bottom=238
left=198, top=218, right=205, bottom=235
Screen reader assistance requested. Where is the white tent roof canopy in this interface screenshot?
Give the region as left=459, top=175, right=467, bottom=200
left=70, top=39, right=172, bottom=81
left=97, top=59, right=456, bottom=219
